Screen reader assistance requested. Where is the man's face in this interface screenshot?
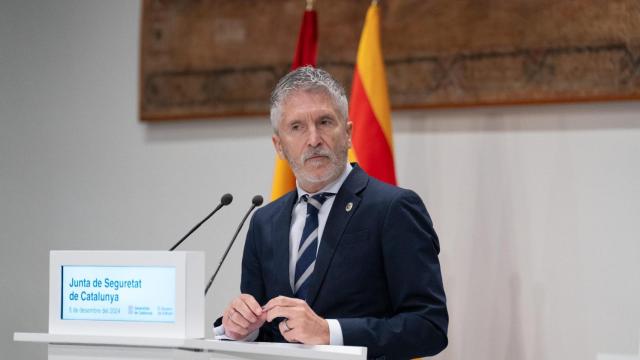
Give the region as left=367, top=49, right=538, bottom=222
left=272, top=89, right=352, bottom=193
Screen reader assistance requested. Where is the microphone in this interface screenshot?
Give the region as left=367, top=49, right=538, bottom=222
left=205, top=195, right=264, bottom=295
left=169, top=193, right=233, bottom=251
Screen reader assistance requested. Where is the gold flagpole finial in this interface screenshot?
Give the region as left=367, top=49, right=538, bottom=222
left=372, top=0, right=379, bottom=5
left=306, top=0, right=314, bottom=11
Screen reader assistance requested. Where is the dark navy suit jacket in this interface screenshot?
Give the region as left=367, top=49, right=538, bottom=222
left=241, top=165, right=448, bottom=359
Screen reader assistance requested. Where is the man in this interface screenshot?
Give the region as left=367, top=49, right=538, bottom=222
left=217, top=67, right=448, bottom=359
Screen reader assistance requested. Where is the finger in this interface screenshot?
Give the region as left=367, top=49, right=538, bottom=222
left=266, top=305, right=302, bottom=322
left=222, top=307, right=234, bottom=327
left=278, top=320, right=290, bottom=333
left=281, top=327, right=300, bottom=343
left=239, top=294, right=263, bottom=316
left=263, top=296, right=304, bottom=311
left=222, top=300, right=237, bottom=323
left=228, top=309, right=250, bottom=329
left=258, top=311, right=269, bottom=322
left=263, top=296, right=300, bottom=311
left=223, top=316, right=249, bottom=338
left=278, top=320, right=296, bottom=342
left=233, top=298, right=258, bottom=323
left=223, top=303, right=234, bottom=318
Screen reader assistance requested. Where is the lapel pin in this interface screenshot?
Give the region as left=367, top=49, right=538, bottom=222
left=345, top=202, right=353, bottom=212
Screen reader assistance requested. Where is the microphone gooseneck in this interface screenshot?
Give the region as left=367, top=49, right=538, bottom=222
left=205, top=195, right=263, bottom=295
left=169, top=193, right=233, bottom=251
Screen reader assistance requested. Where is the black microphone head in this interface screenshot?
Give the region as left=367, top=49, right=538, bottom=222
left=220, top=193, right=233, bottom=206
left=252, top=195, right=264, bottom=207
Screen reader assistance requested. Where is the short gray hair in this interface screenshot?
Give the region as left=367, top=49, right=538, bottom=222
left=270, top=66, right=349, bottom=132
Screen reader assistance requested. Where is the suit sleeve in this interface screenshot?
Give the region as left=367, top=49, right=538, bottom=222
left=338, top=190, right=449, bottom=359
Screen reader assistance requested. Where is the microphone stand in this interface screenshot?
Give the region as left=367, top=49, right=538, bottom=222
left=205, top=195, right=263, bottom=295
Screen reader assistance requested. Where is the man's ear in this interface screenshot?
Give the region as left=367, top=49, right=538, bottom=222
left=272, top=134, right=286, bottom=160
left=346, top=120, right=353, bottom=148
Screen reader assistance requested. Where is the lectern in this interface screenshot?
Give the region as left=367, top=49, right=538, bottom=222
left=14, top=251, right=367, bottom=360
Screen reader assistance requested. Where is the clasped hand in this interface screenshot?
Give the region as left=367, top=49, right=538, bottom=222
left=222, top=294, right=329, bottom=345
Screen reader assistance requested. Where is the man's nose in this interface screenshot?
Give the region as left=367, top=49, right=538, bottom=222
left=307, top=126, right=323, bottom=147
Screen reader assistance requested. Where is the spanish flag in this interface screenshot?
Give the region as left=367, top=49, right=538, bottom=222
left=270, top=2, right=318, bottom=200
left=348, top=1, right=397, bottom=185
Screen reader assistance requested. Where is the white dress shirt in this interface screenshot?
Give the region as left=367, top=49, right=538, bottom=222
left=215, top=163, right=352, bottom=345
left=289, top=163, right=352, bottom=346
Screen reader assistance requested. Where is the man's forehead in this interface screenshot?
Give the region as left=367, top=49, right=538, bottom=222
left=282, top=88, right=333, bottom=105
left=281, top=89, right=341, bottom=118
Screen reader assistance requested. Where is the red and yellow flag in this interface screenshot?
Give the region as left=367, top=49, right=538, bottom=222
left=270, top=3, right=318, bottom=200
left=348, top=1, right=397, bottom=185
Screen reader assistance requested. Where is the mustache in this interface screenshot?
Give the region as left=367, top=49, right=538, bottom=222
left=301, top=148, right=334, bottom=162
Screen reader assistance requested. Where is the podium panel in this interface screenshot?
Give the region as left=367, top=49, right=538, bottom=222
left=49, top=251, right=204, bottom=338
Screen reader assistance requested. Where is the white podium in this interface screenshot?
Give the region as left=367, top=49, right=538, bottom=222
left=14, top=332, right=367, bottom=360
left=16, top=251, right=367, bottom=359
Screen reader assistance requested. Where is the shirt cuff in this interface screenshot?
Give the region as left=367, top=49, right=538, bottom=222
left=326, top=319, right=344, bottom=345
left=213, top=324, right=259, bottom=342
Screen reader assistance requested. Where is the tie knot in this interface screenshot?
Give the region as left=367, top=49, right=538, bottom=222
left=302, top=192, right=335, bottom=213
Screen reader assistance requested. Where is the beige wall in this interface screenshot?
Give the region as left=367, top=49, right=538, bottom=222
left=1, top=1, right=639, bottom=359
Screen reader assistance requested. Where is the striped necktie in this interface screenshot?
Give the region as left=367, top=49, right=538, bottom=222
left=293, top=192, right=335, bottom=300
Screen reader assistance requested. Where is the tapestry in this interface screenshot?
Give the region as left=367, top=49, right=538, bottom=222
left=140, top=0, right=640, bottom=120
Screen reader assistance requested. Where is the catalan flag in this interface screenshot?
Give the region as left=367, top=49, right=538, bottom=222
left=270, top=2, right=318, bottom=200
left=348, top=1, right=397, bottom=185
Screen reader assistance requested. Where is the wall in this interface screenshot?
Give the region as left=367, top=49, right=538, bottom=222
left=1, top=1, right=639, bottom=359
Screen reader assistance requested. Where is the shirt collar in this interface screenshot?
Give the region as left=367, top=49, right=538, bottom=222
left=296, top=162, right=353, bottom=202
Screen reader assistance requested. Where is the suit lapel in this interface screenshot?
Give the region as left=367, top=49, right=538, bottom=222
left=271, top=192, right=297, bottom=298
left=306, top=165, right=368, bottom=306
